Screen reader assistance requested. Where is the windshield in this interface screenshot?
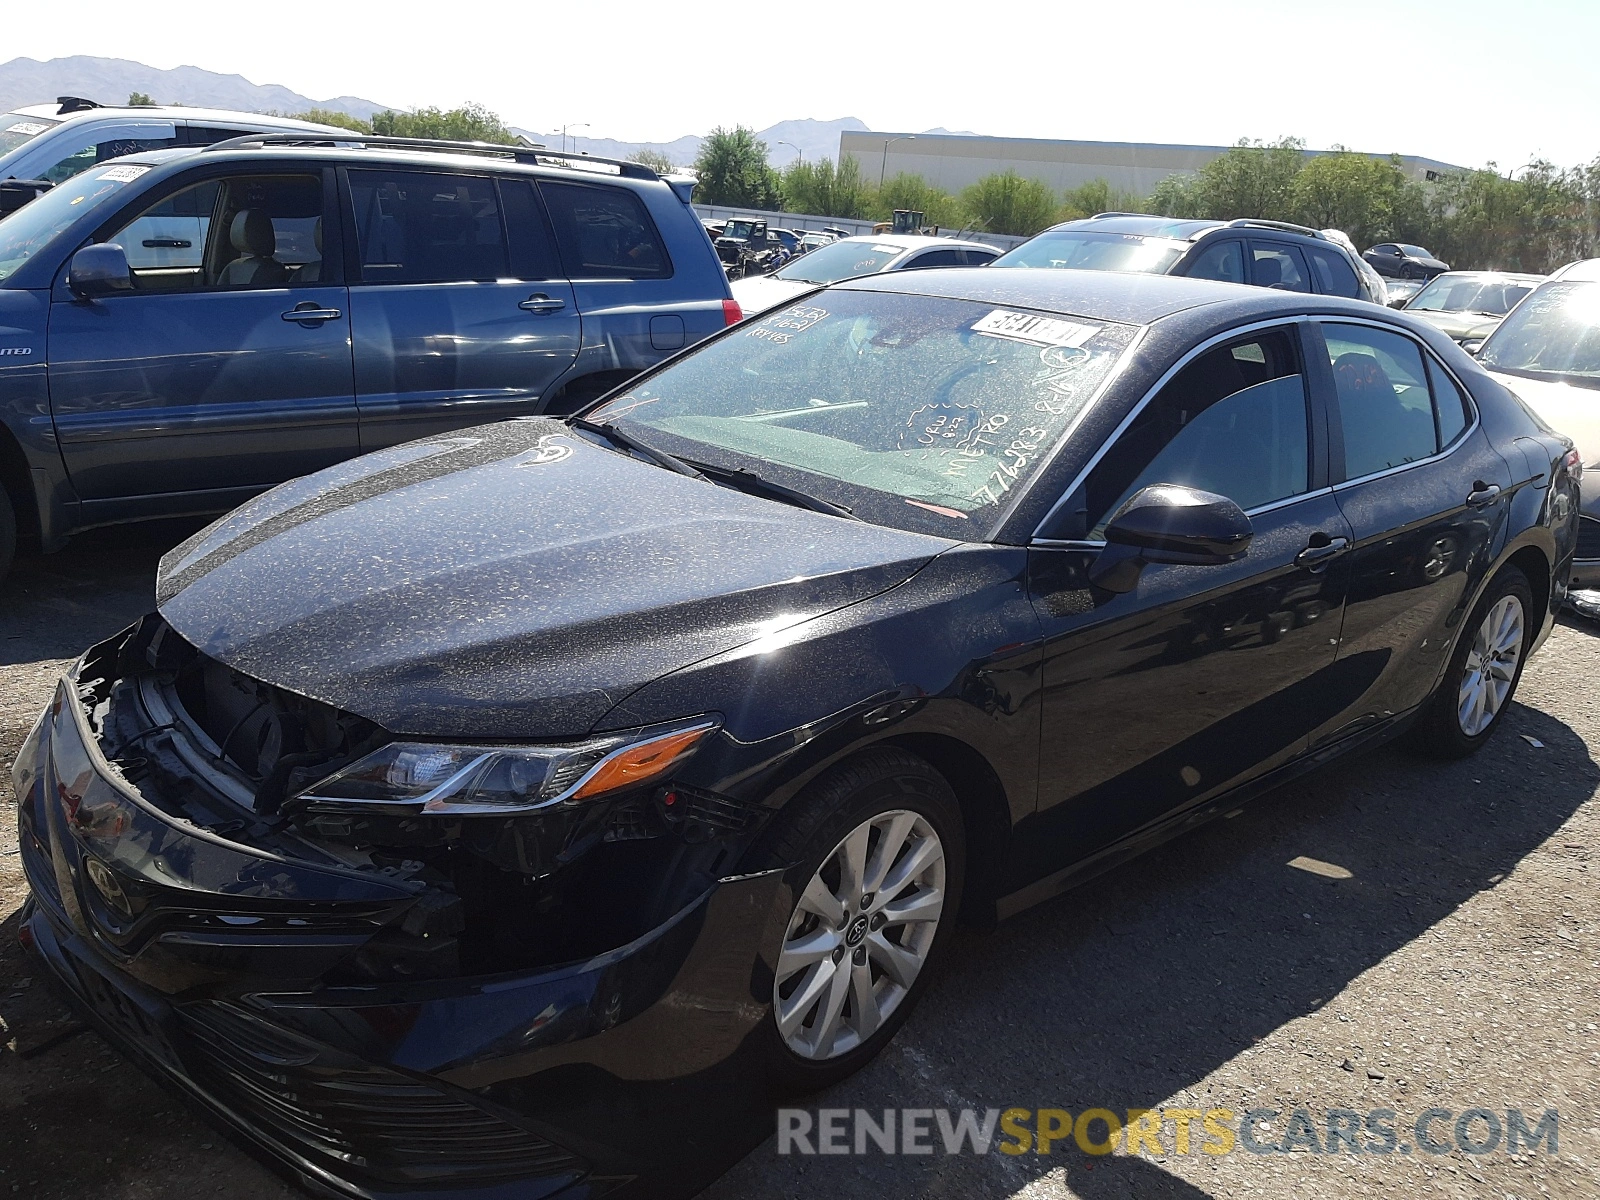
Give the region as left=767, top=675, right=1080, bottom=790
left=0, top=114, right=59, bottom=158
left=585, top=290, right=1139, bottom=534
left=0, top=162, right=147, bottom=282
left=1478, top=281, right=1600, bottom=391
left=1407, top=275, right=1535, bottom=316
left=723, top=220, right=757, bottom=239
left=1399, top=244, right=1433, bottom=259
left=774, top=240, right=906, bottom=284
left=992, top=230, right=1187, bottom=275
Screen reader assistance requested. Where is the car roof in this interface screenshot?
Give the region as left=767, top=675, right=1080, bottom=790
left=6, top=102, right=345, bottom=133
left=834, top=233, right=1000, bottom=252
left=1552, top=259, right=1600, bottom=282
left=1427, top=270, right=1547, bottom=284
left=1043, top=214, right=1221, bottom=240
left=837, top=264, right=1332, bottom=325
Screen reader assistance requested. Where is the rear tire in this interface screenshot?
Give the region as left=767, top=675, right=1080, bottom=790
left=0, top=485, right=16, bottom=583
left=748, top=747, right=965, bottom=1095
left=1407, top=567, right=1533, bottom=758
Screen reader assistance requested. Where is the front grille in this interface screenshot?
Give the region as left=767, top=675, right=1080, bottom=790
left=175, top=1002, right=582, bottom=1186
left=1577, top=516, right=1600, bottom=560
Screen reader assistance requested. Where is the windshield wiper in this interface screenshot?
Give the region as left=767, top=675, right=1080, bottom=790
left=683, top=459, right=859, bottom=520
left=568, top=417, right=708, bottom=481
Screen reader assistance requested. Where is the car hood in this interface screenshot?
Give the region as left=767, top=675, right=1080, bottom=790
left=1411, top=310, right=1503, bottom=341
left=156, top=419, right=957, bottom=738
left=730, top=273, right=819, bottom=317
left=1487, top=371, right=1600, bottom=464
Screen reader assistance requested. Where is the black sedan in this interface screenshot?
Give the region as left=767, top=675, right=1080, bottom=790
left=1364, top=241, right=1451, bottom=279
left=13, top=270, right=1578, bottom=1199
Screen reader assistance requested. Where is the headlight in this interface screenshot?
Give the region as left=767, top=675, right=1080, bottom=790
left=291, top=718, right=717, bottom=815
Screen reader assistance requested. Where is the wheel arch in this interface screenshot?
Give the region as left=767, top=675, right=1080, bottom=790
left=0, top=420, right=41, bottom=543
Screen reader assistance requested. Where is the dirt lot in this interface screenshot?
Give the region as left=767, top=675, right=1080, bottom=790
left=1, top=528, right=1596, bottom=1200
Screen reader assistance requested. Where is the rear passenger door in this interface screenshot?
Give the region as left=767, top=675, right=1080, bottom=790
left=343, top=167, right=581, bottom=449
left=1312, top=319, right=1515, bottom=746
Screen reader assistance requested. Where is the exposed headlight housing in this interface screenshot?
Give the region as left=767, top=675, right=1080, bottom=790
left=291, top=718, right=717, bottom=816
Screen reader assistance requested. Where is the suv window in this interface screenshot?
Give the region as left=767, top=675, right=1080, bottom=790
left=349, top=169, right=508, bottom=284
left=540, top=181, right=670, bottom=279
left=1250, top=242, right=1311, bottom=292
left=1186, top=239, right=1246, bottom=284
left=108, top=173, right=325, bottom=292
left=1322, top=322, right=1455, bottom=478
left=499, top=178, right=561, bottom=280
left=1077, top=327, right=1310, bottom=535
left=1306, top=245, right=1361, bottom=298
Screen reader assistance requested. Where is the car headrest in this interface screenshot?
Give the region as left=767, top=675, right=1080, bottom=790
left=1256, top=256, right=1283, bottom=286
left=230, top=209, right=276, bottom=258
left=313, top=216, right=323, bottom=254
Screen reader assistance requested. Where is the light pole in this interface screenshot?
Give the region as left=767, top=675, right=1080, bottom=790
left=777, top=140, right=802, bottom=167
left=560, top=122, right=589, bottom=154
left=880, top=134, right=915, bottom=189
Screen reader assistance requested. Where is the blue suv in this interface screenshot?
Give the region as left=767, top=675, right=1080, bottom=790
left=0, top=135, right=737, bottom=577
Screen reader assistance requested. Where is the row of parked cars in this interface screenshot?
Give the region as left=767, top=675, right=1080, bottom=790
left=7, top=100, right=1600, bottom=1200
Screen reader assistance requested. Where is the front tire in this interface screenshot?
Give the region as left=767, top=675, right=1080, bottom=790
left=750, top=748, right=965, bottom=1094
left=1407, top=567, right=1533, bottom=758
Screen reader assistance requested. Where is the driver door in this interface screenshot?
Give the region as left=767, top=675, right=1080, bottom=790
left=1016, top=322, right=1357, bottom=883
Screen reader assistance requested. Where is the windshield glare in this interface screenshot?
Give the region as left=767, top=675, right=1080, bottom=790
left=775, top=239, right=905, bottom=283
left=0, top=113, right=59, bottom=157
left=1478, top=282, right=1600, bottom=390
left=1407, top=275, right=1536, bottom=315
left=0, top=163, right=146, bottom=282
left=1399, top=245, right=1433, bottom=259
left=993, top=230, right=1187, bottom=275
left=586, top=291, right=1138, bottom=532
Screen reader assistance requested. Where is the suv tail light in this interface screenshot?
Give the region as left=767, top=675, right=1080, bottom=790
left=1565, top=448, right=1583, bottom=482
left=722, top=299, right=743, bottom=326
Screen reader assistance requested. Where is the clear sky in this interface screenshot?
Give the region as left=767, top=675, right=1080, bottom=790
left=7, top=0, right=1598, bottom=170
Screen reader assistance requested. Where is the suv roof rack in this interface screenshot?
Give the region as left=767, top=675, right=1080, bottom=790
left=199, top=132, right=660, bottom=180
left=56, top=96, right=102, bottom=114
left=1220, top=218, right=1327, bottom=240
left=1089, top=211, right=1157, bottom=220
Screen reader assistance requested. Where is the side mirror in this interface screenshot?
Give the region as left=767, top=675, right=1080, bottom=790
left=1089, top=485, right=1253, bottom=593
left=1461, top=340, right=1485, bottom=357
left=67, top=243, right=133, bottom=298
left=0, top=178, right=53, bottom=216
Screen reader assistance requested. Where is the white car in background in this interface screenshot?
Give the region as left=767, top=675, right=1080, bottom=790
left=732, top=233, right=1002, bottom=316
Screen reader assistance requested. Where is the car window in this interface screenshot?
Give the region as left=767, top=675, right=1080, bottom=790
left=1186, top=239, right=1246, bottom=284
left=182, top=126, right=262, bottom=146
left=107, top=173, right=325, bottom=292
left=963, top=249, right=998, bottom=266
left=1322, top=323, right=1442, bottom=478
left=350, top=169, right=507, bottom=284
left=36, top=132, right=180, bottom=185
left=1250, top=242, right=1310, bottom=292
left=903, top=248, right=962, bottom=269
left=1076, top=328, right=1310, bottom=536
left=1306, top=245, right=1361, bottom=298
left=539, top=180, right=669, bottom=279
left=498, top=178, right=561, bottom=280
left=1428, top=359, right=1470, bottom=447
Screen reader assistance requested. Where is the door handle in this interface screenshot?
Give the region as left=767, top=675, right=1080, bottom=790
left=519, top=293, right=566, bottom=314
left=1295, top=535, right=1350, bottom=572
left=1466, top=482, right=1502, bottom=507
left=281, top=303, right=342, bottom=324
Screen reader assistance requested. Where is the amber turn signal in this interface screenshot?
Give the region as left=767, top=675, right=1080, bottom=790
left=570, top=723, right=715, bottom=801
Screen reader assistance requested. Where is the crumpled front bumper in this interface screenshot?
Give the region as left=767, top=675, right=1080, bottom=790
left=12, top=670, right=789, bottom=1199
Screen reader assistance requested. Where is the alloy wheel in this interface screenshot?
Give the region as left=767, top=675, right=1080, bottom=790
left=773, top=809, right=946, bottom=1060
left=1457, top=594, right=1525, bottom=737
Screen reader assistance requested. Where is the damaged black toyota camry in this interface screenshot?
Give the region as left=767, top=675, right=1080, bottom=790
left=14, top=269, right=1578, bottom=1198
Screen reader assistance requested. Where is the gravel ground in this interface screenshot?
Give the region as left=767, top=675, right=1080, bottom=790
left=1, top=529, right=1595, bottom=1200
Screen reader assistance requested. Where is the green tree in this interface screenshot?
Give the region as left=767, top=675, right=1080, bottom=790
left=960, top=170, right=1059, bottom=236
left=127, top=91, right=153, bottom=106
left=780, top=155, right=872, bottom=218
left=1059, top=178, right=1146, bottom=222
left=693, top=126, right=782, bottom=208
left=370, top=103, right=515, bottom=145
left=628, top=149, right=677, bottom=175
left=293, top=108, right=373, bottom=133
left=1191, top=137, right=1305, bottom=220
left=1290, top=150, right=1408, bottom=247
left=1148, top=172, right=1205, bottom=219
left=873, top=172, right=959, bottom=227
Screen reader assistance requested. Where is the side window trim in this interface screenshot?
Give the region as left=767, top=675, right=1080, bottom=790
left=1031, top=318, right=1327, bottom=542
left=1313, top=316, right=1483, bottom=488
left=494, top=174, right=563, bottom=282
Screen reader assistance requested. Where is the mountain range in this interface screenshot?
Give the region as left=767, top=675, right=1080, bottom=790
left=0, top=56, right=977, bottom=168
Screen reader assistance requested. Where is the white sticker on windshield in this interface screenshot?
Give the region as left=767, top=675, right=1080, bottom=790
left=6, top=121, right=48, bottom=135
left=96, top=164, right=150, bottom=182
left=972, top=309, right=1097, bottom=348
left=747, top=304, right=827, bottom=344
left=873, top=245, right=901, bottom=254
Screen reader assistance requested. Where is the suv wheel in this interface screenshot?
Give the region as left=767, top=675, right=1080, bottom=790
left=751, top=748, right=964, bottom=1093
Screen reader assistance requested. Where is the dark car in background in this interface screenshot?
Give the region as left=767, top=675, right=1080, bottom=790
left=0, top=135, right=736, bottom=579
left=15, top=268, right=1575, bottom=1198
left=994, top=213, right=1387, bottom=304
left=1401, top=270, right=1544, bottom=346
left=1365, top=241, right=1450, bottom=279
